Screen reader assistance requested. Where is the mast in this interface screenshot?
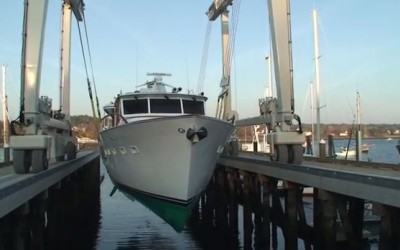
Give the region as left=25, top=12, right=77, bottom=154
left=356, top=91, right=362, bottom=160
left=310, top=82, right=315, bottom=154
left=265, top=48, right=273, bottom=97
left=268, top=49, right=273, bottom=97
left=313, top=9, right=322, bottom=149
left=2, top=65, right=9, bottom=148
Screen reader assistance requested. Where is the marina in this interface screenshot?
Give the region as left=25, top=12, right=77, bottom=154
left=1, top=139, right=400, bottom=249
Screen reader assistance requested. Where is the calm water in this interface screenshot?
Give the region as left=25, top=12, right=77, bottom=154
left=94, top=138, right=399, bottom=250
left=334, top=138, right=399, bottom=164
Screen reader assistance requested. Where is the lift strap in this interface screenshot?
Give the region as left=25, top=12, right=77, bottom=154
left=76, top=17, right=100, bottom=132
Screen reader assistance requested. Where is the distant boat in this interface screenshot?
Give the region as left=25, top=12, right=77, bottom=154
left=335, top=147, right=356, bottom=157
left=99, top=73, right=235, bottom=204
left=387, top=138, right=393, bottom=141
left=361, top=143, right=371, bottom=153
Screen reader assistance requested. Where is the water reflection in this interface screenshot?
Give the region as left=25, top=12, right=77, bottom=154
left=97, top=162, right=379, bottom=249
left=116, top=186, right=200, bottom=232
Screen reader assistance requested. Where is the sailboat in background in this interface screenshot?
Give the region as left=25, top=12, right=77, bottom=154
left=356, top=91, right=373, bottom=154
left=335, top=91, right=371, bottom=159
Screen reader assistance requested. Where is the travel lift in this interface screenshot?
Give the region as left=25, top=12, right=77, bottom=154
left=207, top=0, right=304, bottom=164
left=10, top=0, right=84, bottom=174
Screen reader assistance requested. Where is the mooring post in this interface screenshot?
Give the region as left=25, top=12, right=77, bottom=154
left=297, top=187, right=312, bottom=250
left=226, top=167, right=238, bottom=230
left=272, top=186, right=284, bottom=250
left=46, top=184, right=63, bottom=249
left=253, top=175, right=264, bottom=249
left=215, top=168, right=228, bottom=230
left=327, top=134, right=335, bottom=157
left=319, top=140, right=326, bottom=158
left=336, top=195, right=363, bottom=248
left=373, top=203, right=400, bottom=250
left=305, top=135, right=313, bottom=155
left=30, top=190, right=48, bottom=250
left=241, top=171, right=253, bottom=250
left=253, top=141, right=258, bottom=152
left=3, top=148, right=10, bottom=163
left=0, top=214, right=11, bottom=250
left=203, top=173, right=215, bottom=226
left=283, top=181, right=299, bottom=250
left=226, top=167, right=237, bottom=200
left=258, top=174, right=271, bottom=248
left=12, top=203, right=30, bottom=250
left=348, top=197, right=365, bottom=248
left=313, top=188, right=323, bottom=250
left=319, top=190, right=337, bottom=250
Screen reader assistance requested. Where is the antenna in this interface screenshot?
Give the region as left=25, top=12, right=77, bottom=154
left=185, top=57, right=190, bottom=92
left=135, top=46, right=139, bottom=88
left=146, top=73, right=172, bottom=77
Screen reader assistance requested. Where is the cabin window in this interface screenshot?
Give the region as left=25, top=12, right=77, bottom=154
left=183, top=100, right=204, bottom=115
left=150, top=99, right=181, bottom=113
left=123, top=99, right=148, bottom=114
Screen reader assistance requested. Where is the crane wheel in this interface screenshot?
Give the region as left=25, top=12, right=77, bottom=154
left=32, top=149, right=48, bottom=173
left=288, top=144, right=303, bottom=165
left=270, top=145, right=289, bottom=163
left=13, top=150, right=31, bottom=174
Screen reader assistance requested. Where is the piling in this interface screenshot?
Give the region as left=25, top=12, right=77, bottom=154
left=284, top=181, right=299, bottom=250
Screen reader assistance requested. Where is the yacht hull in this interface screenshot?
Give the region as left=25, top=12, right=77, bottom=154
left=99, top=115, right=234, bottom=204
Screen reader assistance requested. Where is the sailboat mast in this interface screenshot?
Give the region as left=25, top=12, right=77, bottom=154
left=312, top=10, right=322, bottom=145
left=2, top=64, right=10, bottom=149
left=356, top=91, right=361, bottom=129
left=356, top=91, right=362, bottom=160
left=310, top=82, right=315, bottom=154
left=267, top=46, right=273, bottom=97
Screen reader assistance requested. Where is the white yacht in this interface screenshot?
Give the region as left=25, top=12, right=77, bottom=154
left=99, top=73, right=235, bottom=204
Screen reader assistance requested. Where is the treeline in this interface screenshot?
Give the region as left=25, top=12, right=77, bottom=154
left=302, top=123, right=400, bottom=138
left=1, top=117, right=400, bottom=143
left=70, top=115, right=100, bottom=139
left=235, top=123, right=400, bottom=141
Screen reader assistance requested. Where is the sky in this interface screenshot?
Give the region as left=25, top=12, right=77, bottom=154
left=1, top=0, right=399, bottom=124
